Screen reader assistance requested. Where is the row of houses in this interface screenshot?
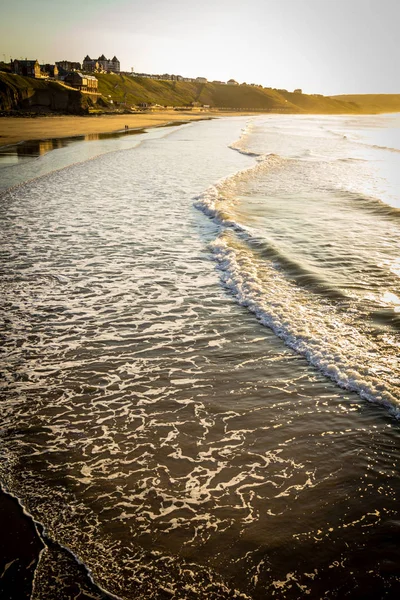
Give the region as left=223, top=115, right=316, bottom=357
left=10, top=56, right=256, bottom=98
left=11, top=54, right=120, bottom=79
left=11, top=59, right=80, bottom=79
left=131, top=72, right=207, bottom=82
left=10, top=59, right=99, bottom=92
left=11, top=53, right=245, bottom=86
left=131, top=72, right=240, bottom=85
left=11, top=59, right=242, bottom=87
left=12, top=59, right=57, bottom=78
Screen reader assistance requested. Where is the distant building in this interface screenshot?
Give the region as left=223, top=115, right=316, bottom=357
left=83, top=54, right=120, bottom=73
left=13, top=59, right=40, bottom=78
left=56, top=60, right=81, bottom=75
left=97, top=54, right=108, bottom=71
left=132, top=72, right=194, bottom=82
left=64, top=72, right=98, bottom=92
left=41, top=64, right=59, bottom=79
left=82, top=55, right=99, bottom=72
left=293, top=88, right=302, bottom=94
left=109, top=55, right=120, bottom=73
left=195, top=77, right=207, bottom=83
left=227, top=79, right=239, bottom=86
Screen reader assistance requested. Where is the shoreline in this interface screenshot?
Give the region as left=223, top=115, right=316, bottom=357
left=0, top=110, right=254, bottom=148
left=0, top=484, right=117, bottom=599
left=0, top=484, right=43, bottom=599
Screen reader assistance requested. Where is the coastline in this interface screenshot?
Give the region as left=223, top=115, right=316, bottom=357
left=0, top=485, right=43, bottom=599
left=0, top=110, right=253, bottom=148
left=0, top=485, right=116, bottom=599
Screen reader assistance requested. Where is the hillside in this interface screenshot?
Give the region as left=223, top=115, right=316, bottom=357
left=95, top=74, right=301, bottom=111
left=1, top=71, right=399, bottom=115
left=331, top=94, right=400, bottom=114
left=95, top=74, right=361, bottom=113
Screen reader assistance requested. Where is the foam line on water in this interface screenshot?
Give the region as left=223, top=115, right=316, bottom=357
left=194, top=152, right=283, bottom=228
left=209, top=232, right=400, bottom=416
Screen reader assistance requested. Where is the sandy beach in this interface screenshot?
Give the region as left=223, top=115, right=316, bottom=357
left=0, top=110, right=250, bottom=147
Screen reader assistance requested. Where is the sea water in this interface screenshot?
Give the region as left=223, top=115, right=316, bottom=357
left=0, top=115, right=400, bottom=598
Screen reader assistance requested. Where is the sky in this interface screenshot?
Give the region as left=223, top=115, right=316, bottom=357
left=1, top=0, right=399, bottom=95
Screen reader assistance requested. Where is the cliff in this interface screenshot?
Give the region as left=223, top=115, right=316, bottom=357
left=1, top=71, right=400, bottom=115
left=0, top=73, right=95, bottom=114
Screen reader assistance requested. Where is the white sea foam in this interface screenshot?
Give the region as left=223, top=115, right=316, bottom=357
left=228, top=120, right=266, bottom=158
left=193, top=118, right=400, bottom=416
left=194, top=151, right=283, bottom=229
left=209, top=232, right=400, bottom=415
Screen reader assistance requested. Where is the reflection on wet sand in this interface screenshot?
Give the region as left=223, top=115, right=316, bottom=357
left=0, top=127, right=146, bottom=166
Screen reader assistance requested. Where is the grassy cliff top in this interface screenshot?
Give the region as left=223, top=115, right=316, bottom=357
left=95, top=74, right=361, bottom=113
left=95, top=74, right=400, bottom=113
left=331, top=94, right=400, bottom=114
left=2, top=70, right=400, bottom=115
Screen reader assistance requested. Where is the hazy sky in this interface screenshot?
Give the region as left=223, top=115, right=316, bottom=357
left=1, top=0, right=399, bottom=95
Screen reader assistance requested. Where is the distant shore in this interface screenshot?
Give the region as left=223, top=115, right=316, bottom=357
left=0, top=110, right=254, bottom=147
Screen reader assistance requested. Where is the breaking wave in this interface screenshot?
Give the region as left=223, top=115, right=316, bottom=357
left=209, top=231, right=400, bottom=415
left=194, top=127, right=400, bottom=417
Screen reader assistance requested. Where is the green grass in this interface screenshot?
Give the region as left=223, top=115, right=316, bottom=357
left=331, top=94, right=400, bottom=114
left=95, top=74, right=301, bottom=110
left=94, top=74, right=367, bottom=113
left=2, top=70, right=400, bottom=115
left=96, top=74, right=205, bottom=107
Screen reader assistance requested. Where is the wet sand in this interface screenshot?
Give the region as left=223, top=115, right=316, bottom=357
left=0, top=488, right=43, bottom=599
left=0, top=110, right=251, bottom=147
left=0, top=487, right=115, bottom=599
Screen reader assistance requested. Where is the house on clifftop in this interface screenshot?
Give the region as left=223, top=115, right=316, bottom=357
left=56, top=60, right=82, bottom=75
left=98, top=55, right=120, bottom=73
left=41, top=64, right=59, bottom=79
left=13, top=59, right=40, bottom=78
left=82, top=55, right=97, bottom=72
left=83, top=54, right=120, bottom=73
left=64, top=72, right=98, bottom=92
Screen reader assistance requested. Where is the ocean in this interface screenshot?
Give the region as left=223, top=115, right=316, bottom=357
left=0, top=114, right=399, bottom=599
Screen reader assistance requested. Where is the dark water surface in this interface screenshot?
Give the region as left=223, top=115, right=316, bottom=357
left=1, top=116, right=400, bottom=598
